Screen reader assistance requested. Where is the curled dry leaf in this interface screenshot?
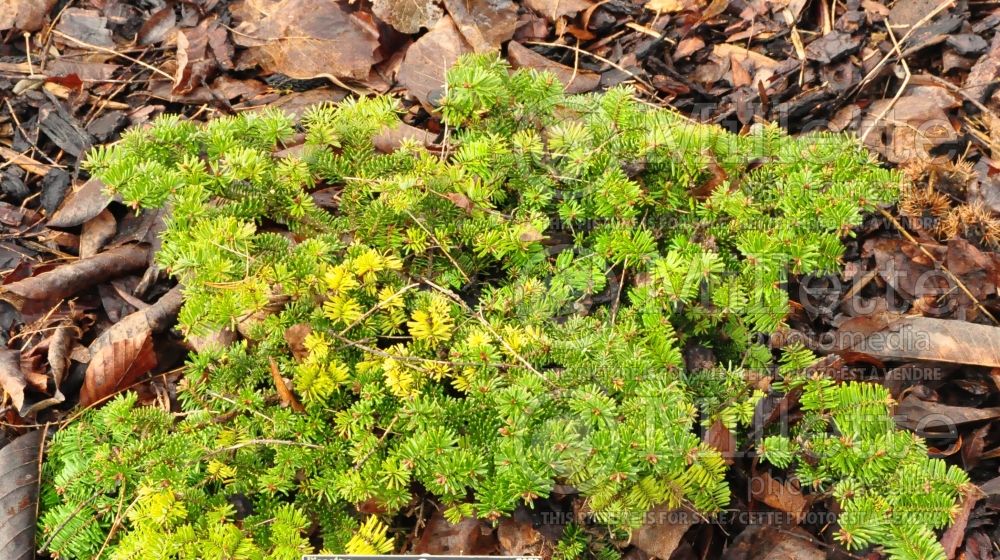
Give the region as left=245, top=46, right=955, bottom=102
left=397, top=15, right=472, bottom=106
left=231, top=0, right=381, bottom=80
left=268, top=357, right=306, bottom=413
left=0, top=243, right=149, bottom=313
left=0, top=430, right=43, bottom=560
left=508, top=41, right=600, bottom=94
left=372, top=0, right=443, bottom=34
left=80, top=287, right=183, bottom=407
left=174, top=16, right=234, bottom=94
left=0, top=350, right=29, bottom=416
left=79, top=208, right=117, bottom=259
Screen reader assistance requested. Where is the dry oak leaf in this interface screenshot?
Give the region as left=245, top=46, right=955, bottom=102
left=79, top=286, right=182, bottom=407
left=372, top=0, right=443, bottom=34
left=397, top=15, right=472, bottom=106
left=231, top=0, right=380, bottom=80
left=0, top=0, right=57, bottom=32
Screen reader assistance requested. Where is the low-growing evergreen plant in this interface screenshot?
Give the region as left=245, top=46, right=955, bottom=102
left=37, top=54, right=964, bottom=560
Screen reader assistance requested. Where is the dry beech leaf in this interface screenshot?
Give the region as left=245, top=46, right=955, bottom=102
left=397, top=15, right=472, bottom=106
left=372, top=0, right=443, bottom=34
left=80, top=287, right=182, bottom=407
left=0, top=244, right=148, bottom=313
left=285, top=324, right=313, bottom=362
left=232, top=0, right=381, bottom=80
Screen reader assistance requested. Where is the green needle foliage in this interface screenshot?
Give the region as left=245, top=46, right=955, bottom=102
left=38, top=54, right=950, bottom=560
left=759, top=378, right=971, bottom=560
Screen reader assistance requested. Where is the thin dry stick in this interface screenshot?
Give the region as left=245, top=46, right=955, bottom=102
left=50, top=30, right=173, bottom=80
left=525, top=41, right=655, bottom=91
left=878, top=207, right=999, bottom=325
left=859, top=19, right=910, bottom=143
left=854, top=0, right=954, bottom=94
left=404, top=210, right=470, bottom=283
left=353, top=413, right=399, bottom=469
left=337, top=283, right=418, bottom=337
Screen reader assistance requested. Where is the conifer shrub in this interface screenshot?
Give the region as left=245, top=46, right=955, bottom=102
left=37, top=55, right=965, bottom=560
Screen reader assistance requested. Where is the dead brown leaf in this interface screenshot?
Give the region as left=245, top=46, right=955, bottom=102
left=48, top=178, right=114, bottom=228
left=751, top=472, right=809, bottom=524
left=940, top=488, right=978, bottom=559
left=706, top=419, right=736, bottom=465
left=79, top=287, right=182, bottom=407
left=524, top=0, right=593, bottom=19
left=268, top=357, right=305, bottom=413
left=497, top=509, right=550, bottom=556
left=840, top=316, right=1000, bottom=368
left=897, top=393, right=1000, bottom=431
left=397, top=15, right=473, bottom=106
left=0, top=0, right=57, bottom=32
left=508, top=41, right=600, bottom=94
left=137, top=6, right=177, bottom=46
left=0, top=244, right=149, bottom=313
left=861, top=94, right=958, bottom=164
left=373, top=122, right=437, bottom=153
left=174, top=16, right=234, bottom=95
left=0, top=350, right=29, bottom=416
left=721, top=525, right=824, bottom=560
left=285, top=324, right=312, bottom=361
left=0, top=348, right=64, bottom=417
left=54, top=8, right=113, bottom=48
left=79, top=209, right=117, bottom=259
left=414, top=509, right=497, bottom=554
left=444, top=0, right=517, bottom=52
left=232, top=0, right=381, bottom=81
left=629, top=504, right=693, bottom=559
left=372, top=0, right=442, bottom=34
